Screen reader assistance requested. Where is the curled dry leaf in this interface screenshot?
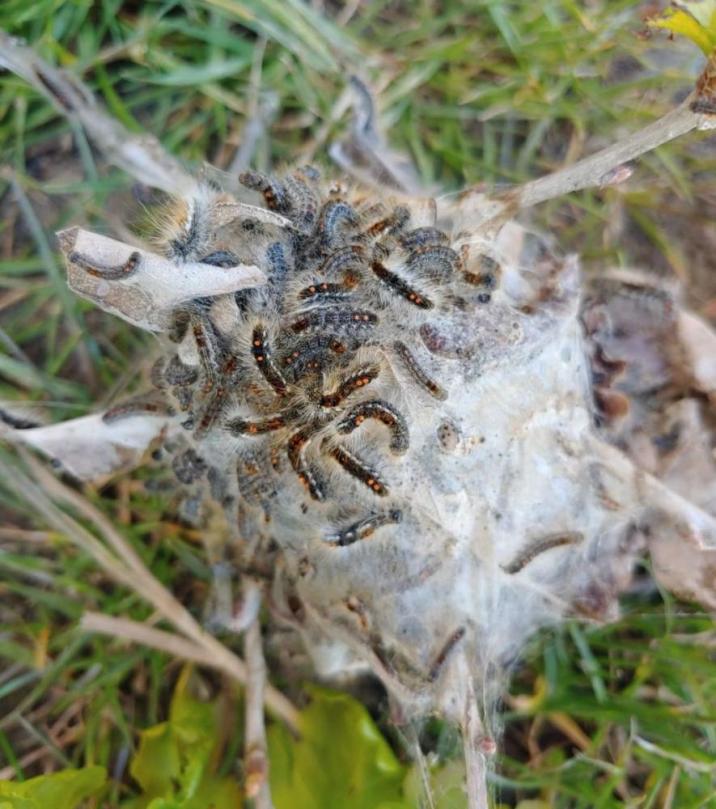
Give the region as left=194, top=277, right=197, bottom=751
left=2, top=412, right=169, bottom=482
left=57, top=227, right=266, bottom=332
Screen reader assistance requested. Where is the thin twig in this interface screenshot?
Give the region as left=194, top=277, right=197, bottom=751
left=463, top=703, right=489, bottom=809
left=0, top=527, right=54, bottom=543
left=243, top=581, right=274, bottom=808
left=0, top=30, right=194, bottom=195
left=80, top=612, right=234, bottom=669
left=450, top=95, right=716, bottom=228
left=459, top=656, right=489, bottom=809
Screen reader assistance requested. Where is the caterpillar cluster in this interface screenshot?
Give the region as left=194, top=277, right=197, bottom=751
left=104, top=165, right=502, bottom=548
left=48, top=145, right=662, bottom=723
left=10, top=34, right=713, bottom=751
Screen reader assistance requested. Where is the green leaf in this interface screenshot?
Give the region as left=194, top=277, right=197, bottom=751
left=649, top=2, right=716, bottom=56
left=182, top=777, right=242, bottom=809
left=129, top=722, right=181, bottom=798
left=169, top=678, right=216, bottom=758
left=0, top=766, right=106, bottom=809
left=268, top=685, right=410, bottom=809
left=123, top=668, right=242, bottom=809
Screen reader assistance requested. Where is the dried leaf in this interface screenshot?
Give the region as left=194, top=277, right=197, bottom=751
left=3, top=412, right=168, bottom=482
left=57, top=227, right=265, bottom=332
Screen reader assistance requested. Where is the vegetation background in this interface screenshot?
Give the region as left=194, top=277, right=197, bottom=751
left=0, top=1, right=715, bottom=807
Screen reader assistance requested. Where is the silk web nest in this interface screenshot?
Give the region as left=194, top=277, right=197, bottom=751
left=2, top=35, right=716, bottom=792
